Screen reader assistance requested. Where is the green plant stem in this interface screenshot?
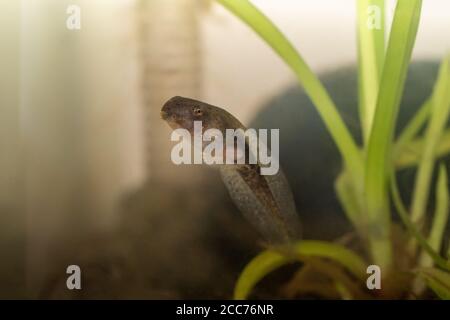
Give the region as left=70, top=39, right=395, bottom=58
left=233, top=240, right=367, bottom=299
left=390, top=169, right=450, bottom=271
left=395, top=128, right=450, bottom=169
left=417, top=268, right=450, bottom=299
left=413, top=165, right=450, bottom=295
left=335, top=171, right=365, bottom=232
left=410, top=57, right=450, bottom=228
left=394, top=98, right=431, bottom=156
left=420, top=165, right=450, bottom=267
left=364, top=0, right=423, bottom=272
left=357, top=0, right=385, bottom=144
left=287, top=256, right=370, bottom=299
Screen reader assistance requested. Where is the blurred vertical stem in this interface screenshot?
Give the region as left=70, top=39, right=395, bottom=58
left=410, top=57, right=450, bottom=230
left=390, top=169, right=450, bottom=271
left=335, top=171, right=366, bottom=233
left=364, top=0, right=422, bottom=272
left=394, top=98, right=431, bottom=157
left=357, top=0, right=385, bottom=144
left=420, top=165, right=449, bottom=267
left=414, top=165, right=449, bottom=296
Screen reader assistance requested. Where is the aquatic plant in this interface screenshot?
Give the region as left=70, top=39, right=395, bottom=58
left=216, top=0, right=450, bottom=299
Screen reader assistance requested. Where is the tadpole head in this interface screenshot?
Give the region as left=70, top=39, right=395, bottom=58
left=161, top=96, right=210, bottom=133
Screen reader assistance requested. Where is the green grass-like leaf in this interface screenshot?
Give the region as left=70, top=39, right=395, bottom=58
left=335, top=171, right=365, bottom=230
left=418, top=268, right=450, bottom=299
left=395, top=128, right=450, bottom=169
left=412, top=165, right=450, bottom=295
left=233, top=240, right=367, bottom=299
left=390, top=169, right=450, bottom=271
left=216, top=0, right=364, bottom=181
left=410, top=56, right=450, bottom=226
left=419, top=165, right=450, bottom=268
left=357, top=0, right=385, bottom=143
left=394, top=98, right=431, bottom=158
left=364, top=0, right=423, bottom=271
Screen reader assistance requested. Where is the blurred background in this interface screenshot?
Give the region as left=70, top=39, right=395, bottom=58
left=0, top=0, right=449, bottom=299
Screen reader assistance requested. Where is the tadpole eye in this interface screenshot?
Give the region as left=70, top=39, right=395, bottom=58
left=193, top=106, right=203, bottom=116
